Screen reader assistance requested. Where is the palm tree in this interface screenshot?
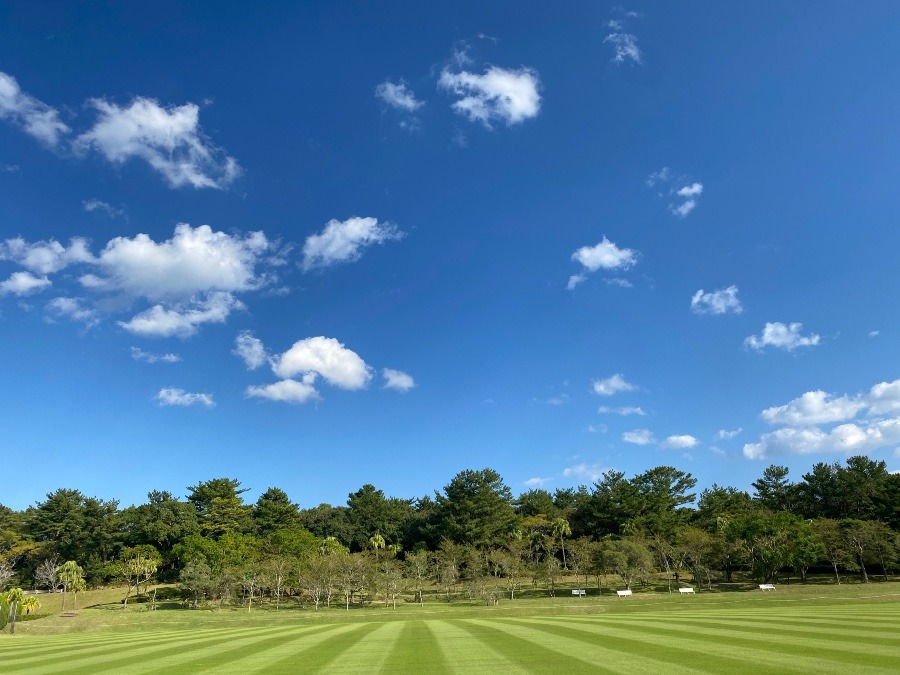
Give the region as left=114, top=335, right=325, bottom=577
left=369, top=533, right=386, bottom=562
left=6, top=587, right=24, bottom=633
left=58, top=561, right=84, bottom=613
left=551, top=518, right=572, bottom=570
left=20, top=596, right=40, bottom=615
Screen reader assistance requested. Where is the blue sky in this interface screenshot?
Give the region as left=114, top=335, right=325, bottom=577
left=2, top=1, right=900, bottom=511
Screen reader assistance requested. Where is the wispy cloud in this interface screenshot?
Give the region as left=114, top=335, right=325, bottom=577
left=156, top=387, right=214, bottom=408
left=131, top=346, right=181, bottom=363
left=0, top=71, right=70, bottom=146
left=302, top=217, right=402, bottom=272
left=744, top=322, right=820, bottom=352
left=691, top=286, right=742, bottom=315
left=593, top=374, right=637, bottom=397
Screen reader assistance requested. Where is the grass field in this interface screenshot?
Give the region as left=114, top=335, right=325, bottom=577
left=2, top=584, right=899, bottom=673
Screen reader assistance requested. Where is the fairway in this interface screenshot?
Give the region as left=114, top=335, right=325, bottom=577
left=3, top=599, right=899, bottom=673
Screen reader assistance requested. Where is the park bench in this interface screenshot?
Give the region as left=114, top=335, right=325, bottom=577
left=571, top=589, right=586, bottom=597
left=759, top=584, right=776, bottom=591
left=678, top=587, right=695, bottom=594
left=616, top=589, right=633, bottom=598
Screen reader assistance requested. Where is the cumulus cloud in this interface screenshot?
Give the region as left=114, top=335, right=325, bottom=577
left=715, top=427, right=742, bottom=440
left=118, top=292, right=242, bottom=338
left=156, top=387, right=215, bottom=408
left=438, top=66, right=541, bottom=127
left=375, top=80, right=424, bottom=112
left=761, top=390, right=864, bottom=426
left=131, top=346, right=181, bottom=363
left=593, top=374, right=637, bottom=397
left=563, top=463, right=609, bottom=482
left=572, top=237, right=637, bottom=273
left=0, top=71, right=70, bottom=146
left=524, top=476, right=552, bottom=488
left=383, top=368, right=415, bottom=392
left=0, top=271, right=51, bottom=296
left=302, top=217, right=402, bottom=272
left=661, top=434, right=699, bottom=449
left=245, top=376, right=320, bottom=404
left=46, top=297, right=99, bottom=327
left=743, top=378, right=900, bottom=459
left=744, top=322, right=820, bottom=352
left=233, top=331, right=268, bottom=370
left=623, top=428, right=656, bottom=445
left=74, top=97, right=240, bottom=189
left=86, top=224, right=271, bottom=300
left=272, top=336, right=372, bottom=390
left=691, top=286, right=742, bottom=315
left=0, top=236, right=93, bottom=275
left=597, top=405, right=646, bottom=416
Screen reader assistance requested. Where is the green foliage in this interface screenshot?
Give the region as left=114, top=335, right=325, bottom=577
left=432, top=469, right=517, bottom=549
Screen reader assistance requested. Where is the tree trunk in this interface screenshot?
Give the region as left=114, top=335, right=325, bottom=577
left=859, top=554, right=869, bottom=583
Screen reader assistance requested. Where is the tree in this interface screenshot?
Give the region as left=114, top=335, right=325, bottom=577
left=180, top=559, right=214, bottom=608
left=812, top=519, right=852, bottom=584
left=550, top=517, right=572, bottom=569
left=606, top=538, right=655, bottom=590
left=432, top=469, right=517, bottom=549
left=368, top=533, right=386, bottom=562
left=34, top=557, right=61, bottom=593
left=5, top=587, right=24, bottom=633
left=346, top=484, right=413, bottom=551
left=70, top=576, right=87, bottom=610
left=20, top=595, right=40, bottom=615
left=752, top=465, right=796, bottom=513
left=252, top=488, right=300, bottom=536
left=116, top=546, right=161, bottom=606
left=405, top=550, right=430, bottom=604
left=58, top=560, right=84, bottom=612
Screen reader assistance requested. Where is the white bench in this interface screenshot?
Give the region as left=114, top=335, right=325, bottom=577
left=571, top=589, right=586, bottom=597
left=759, top=584, right=775, bottom=591
left=678, top=587, right=695, bottom=594
left=616, top=589, right=633, bottom=597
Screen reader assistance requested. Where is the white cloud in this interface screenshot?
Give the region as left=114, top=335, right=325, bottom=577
left=715, top=427, right=742, bottom=440
left=597, top=405, right=646, bottom=416
left=524, top=476, right=551, bottom=488
left=0, top=236, right=93, bottom=275
left=87, top=224, right=271, bottom=300
left=74, top=97, right=240, bottom=189
left=438, top=66, right=541, bottom=127
left=156, top=387, right=215, bottom=408
left=677, top=183, right=703, bottom=198
left=761, top=390, right=864, bottom=426
left=869, top=330, right=880, bottom=338
left=0, top=71, right=70, bottom=146
left=744, top=322, right=821, bottom=352
left=587, top=423, right=608, bottom=434
left=743, top=378, right=900, bottom=459
left=302, top=217, right=402, bottom=272
left=623, top=428, right=656, bottom=445
left=245, top=377, right=320, bottom=404
left=118, top=291, right=242, bottom=338
left=131, top=346, right=181, bottom=363
left=234, top=331, right=268, bottom=370
left=604, top=27, right=642, bottom=65
left=0, top=271, right=51, bottom=296
left=691, top=286, right=743, bottom=315
left=83, top=199, right=125, bottom=218
left=646, top=167, right=671, bottom=187
left=563, top=463, right=609, bottom=482
left=593, top=374, right=637, bottom=397
left=661, top=434, right=699, bottom=449
left=383, top=368, right=415, bottom=392
left=671, top=199, right=697, bottom=218
left=566, top=273, right=586, bottom=291
left=605, top=278, right=633, bottom=288
left=272, top=336, right=372, bottom=390
left=375, top=80, right=424, bottom=112
left=572, top=237, right=638, bottom=273
left=46, top=297, right=99, bottom=327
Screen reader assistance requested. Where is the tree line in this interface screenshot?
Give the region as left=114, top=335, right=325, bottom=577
left=0, top=457, right=897, bottom=611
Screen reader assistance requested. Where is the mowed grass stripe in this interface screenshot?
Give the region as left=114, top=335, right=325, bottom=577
left=313, top=620, right=404, bottom=674
left=521, top=616, right=884, bottom=675
left=0, top=625, right=253, bottom=661
left=660, top=614, right=900, bottom=645
left=617, top=615, right=900, bottom=657
left=6, top=624, right=303, bottom=674
left=139, top=623, right=365, bottom=674
left=537, top=615, right=897, bottom=673
left=108, top=624, right=344, bottom=675
left=463, top=618, right=705, bottom=675
left=379, top=620, right=452, bottom=675
left=0, top=624, right=276, bottom=671
left=425, top=620, right=532, bottom=675
left=448, top=619, right=617, bottom=674
left=250, top=621, right=383, bottom=674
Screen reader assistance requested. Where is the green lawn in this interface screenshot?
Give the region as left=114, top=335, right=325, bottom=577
left=2, top=584, right=899, bottom=673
